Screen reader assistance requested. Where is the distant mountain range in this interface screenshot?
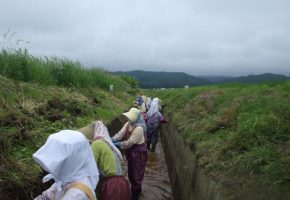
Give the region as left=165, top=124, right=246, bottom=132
left=198, top=73, right=290, bottom=83
left=112, top=70, right=290, bottom=88
left=113, top=70, right=210, bottom=88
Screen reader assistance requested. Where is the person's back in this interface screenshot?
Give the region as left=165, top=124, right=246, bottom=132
left=33, top=130, right=99, bottom=200
left=91, top=140, right=122, bottom=176
left=146, top=98, right=168, bottom=152
left=81, top=121, right=131, bottom=200
left=147, top=111, right=163, bottom=127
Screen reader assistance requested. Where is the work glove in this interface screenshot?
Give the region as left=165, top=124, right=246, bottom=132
left=113, top=142, right=121, bottom=148
left=160, top=117, right=169, bottom=124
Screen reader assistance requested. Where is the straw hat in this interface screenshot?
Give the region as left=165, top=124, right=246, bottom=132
left=122, top=108, right=140, bottom=123
left=77, top=121, right=97, bottom=141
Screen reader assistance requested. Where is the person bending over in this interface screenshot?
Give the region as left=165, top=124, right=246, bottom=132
left=33, top=130, right=99, bottom=200
left=111, top=108, right=147, bottom=200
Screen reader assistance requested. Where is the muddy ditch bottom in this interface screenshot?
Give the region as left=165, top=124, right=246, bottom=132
left=122, top=138, right=173, bottom=200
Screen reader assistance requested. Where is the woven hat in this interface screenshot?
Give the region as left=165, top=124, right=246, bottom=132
left=77, top=121, right=98, bottom=141
left=122, top=108, right=140, bottom=123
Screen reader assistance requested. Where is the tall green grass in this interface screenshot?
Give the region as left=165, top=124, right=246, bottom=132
left=0, top=73, right=134, bottom=199
left=0, top=46, right=137, bottom=198
left=0, top=48, right=136, bottom=93
left=150, top=81, right=290, bottom=187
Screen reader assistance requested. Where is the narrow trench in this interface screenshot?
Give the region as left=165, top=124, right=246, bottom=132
left=107, top=116, right=174, bottom=200
left=30, top=116, right=174, bottom=200
left=139, top=139, right=173, bottom=200
left=122, top=139, right=173, bottom=200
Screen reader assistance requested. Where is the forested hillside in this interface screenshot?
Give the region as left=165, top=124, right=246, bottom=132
left=114, top=70, right=290, bottom=88
left=113, top=70, right=210, bottom=88
left=199, top=73, right=290, bottom=83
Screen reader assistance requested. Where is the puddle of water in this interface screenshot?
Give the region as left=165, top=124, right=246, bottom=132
left=122, top=139, right=173, bottom=200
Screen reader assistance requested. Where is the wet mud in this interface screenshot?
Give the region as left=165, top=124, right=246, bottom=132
left=122, top=139, right=173, bottom=200
left=107, top=116, right=173, bottom=200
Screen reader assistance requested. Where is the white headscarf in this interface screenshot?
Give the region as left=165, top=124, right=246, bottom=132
left=146, top=97, right=160, bottom=118
left=146, top=97, right=152, bottom=110
left=33, top=130, right=99, bottom=192
left=93, top=121, right=123, bottom=161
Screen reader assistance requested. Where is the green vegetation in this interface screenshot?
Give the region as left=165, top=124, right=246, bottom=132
left=150, top=81, right=290, bottom=192
left=1, top=46, right=289, bottom=197
left=119, top=74, right=139, bottom=92
left=0, top=48, right=137, bottom=94
left=0, top=49, right=136, bottom=199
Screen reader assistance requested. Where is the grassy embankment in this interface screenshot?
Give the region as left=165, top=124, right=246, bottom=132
left=0, top=48, right=138, bottom=199
left=150, top=81, right=290, bottom=197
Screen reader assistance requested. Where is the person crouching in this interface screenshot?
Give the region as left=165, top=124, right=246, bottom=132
left=33, top=130, right=99, bottom=200
left=78, top=121, right=131, bottom=200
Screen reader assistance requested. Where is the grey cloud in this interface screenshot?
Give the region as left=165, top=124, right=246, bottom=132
left=0, top=0, right=289, bottom=76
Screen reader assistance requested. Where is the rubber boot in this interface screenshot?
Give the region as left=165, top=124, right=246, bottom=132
left=150, top=143, right=156, bottom=152
left=132, top=191, right=139, bottom=200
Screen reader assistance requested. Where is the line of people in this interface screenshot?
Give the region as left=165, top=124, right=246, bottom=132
left=32, top=95, right=168, bottom=200
left=133, top=95, right=168, bottom=152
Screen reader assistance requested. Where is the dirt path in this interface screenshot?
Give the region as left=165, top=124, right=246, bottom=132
left=122, top=138, right=173, bottom=200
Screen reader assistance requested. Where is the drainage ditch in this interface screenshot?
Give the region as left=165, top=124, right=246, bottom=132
left=107, top=116, right=173, bottom=200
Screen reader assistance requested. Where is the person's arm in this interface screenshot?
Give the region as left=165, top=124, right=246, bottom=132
left=159, top=113, right=169, bottom=123
left=91, top=141, right=101, bottom=164
left=34, top=183, right=57, bottom=200
left=117, top=126, right=144, bottom=149
left=111, top=123, right=128, bottom=142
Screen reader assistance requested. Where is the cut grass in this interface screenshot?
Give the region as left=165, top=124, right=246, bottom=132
left=0, top=48, right=137, bottom=199
left=0, top=74, right=134, bottom=199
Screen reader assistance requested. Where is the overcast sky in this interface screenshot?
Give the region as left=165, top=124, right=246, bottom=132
left=0, top=0, right=290, bottom=76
